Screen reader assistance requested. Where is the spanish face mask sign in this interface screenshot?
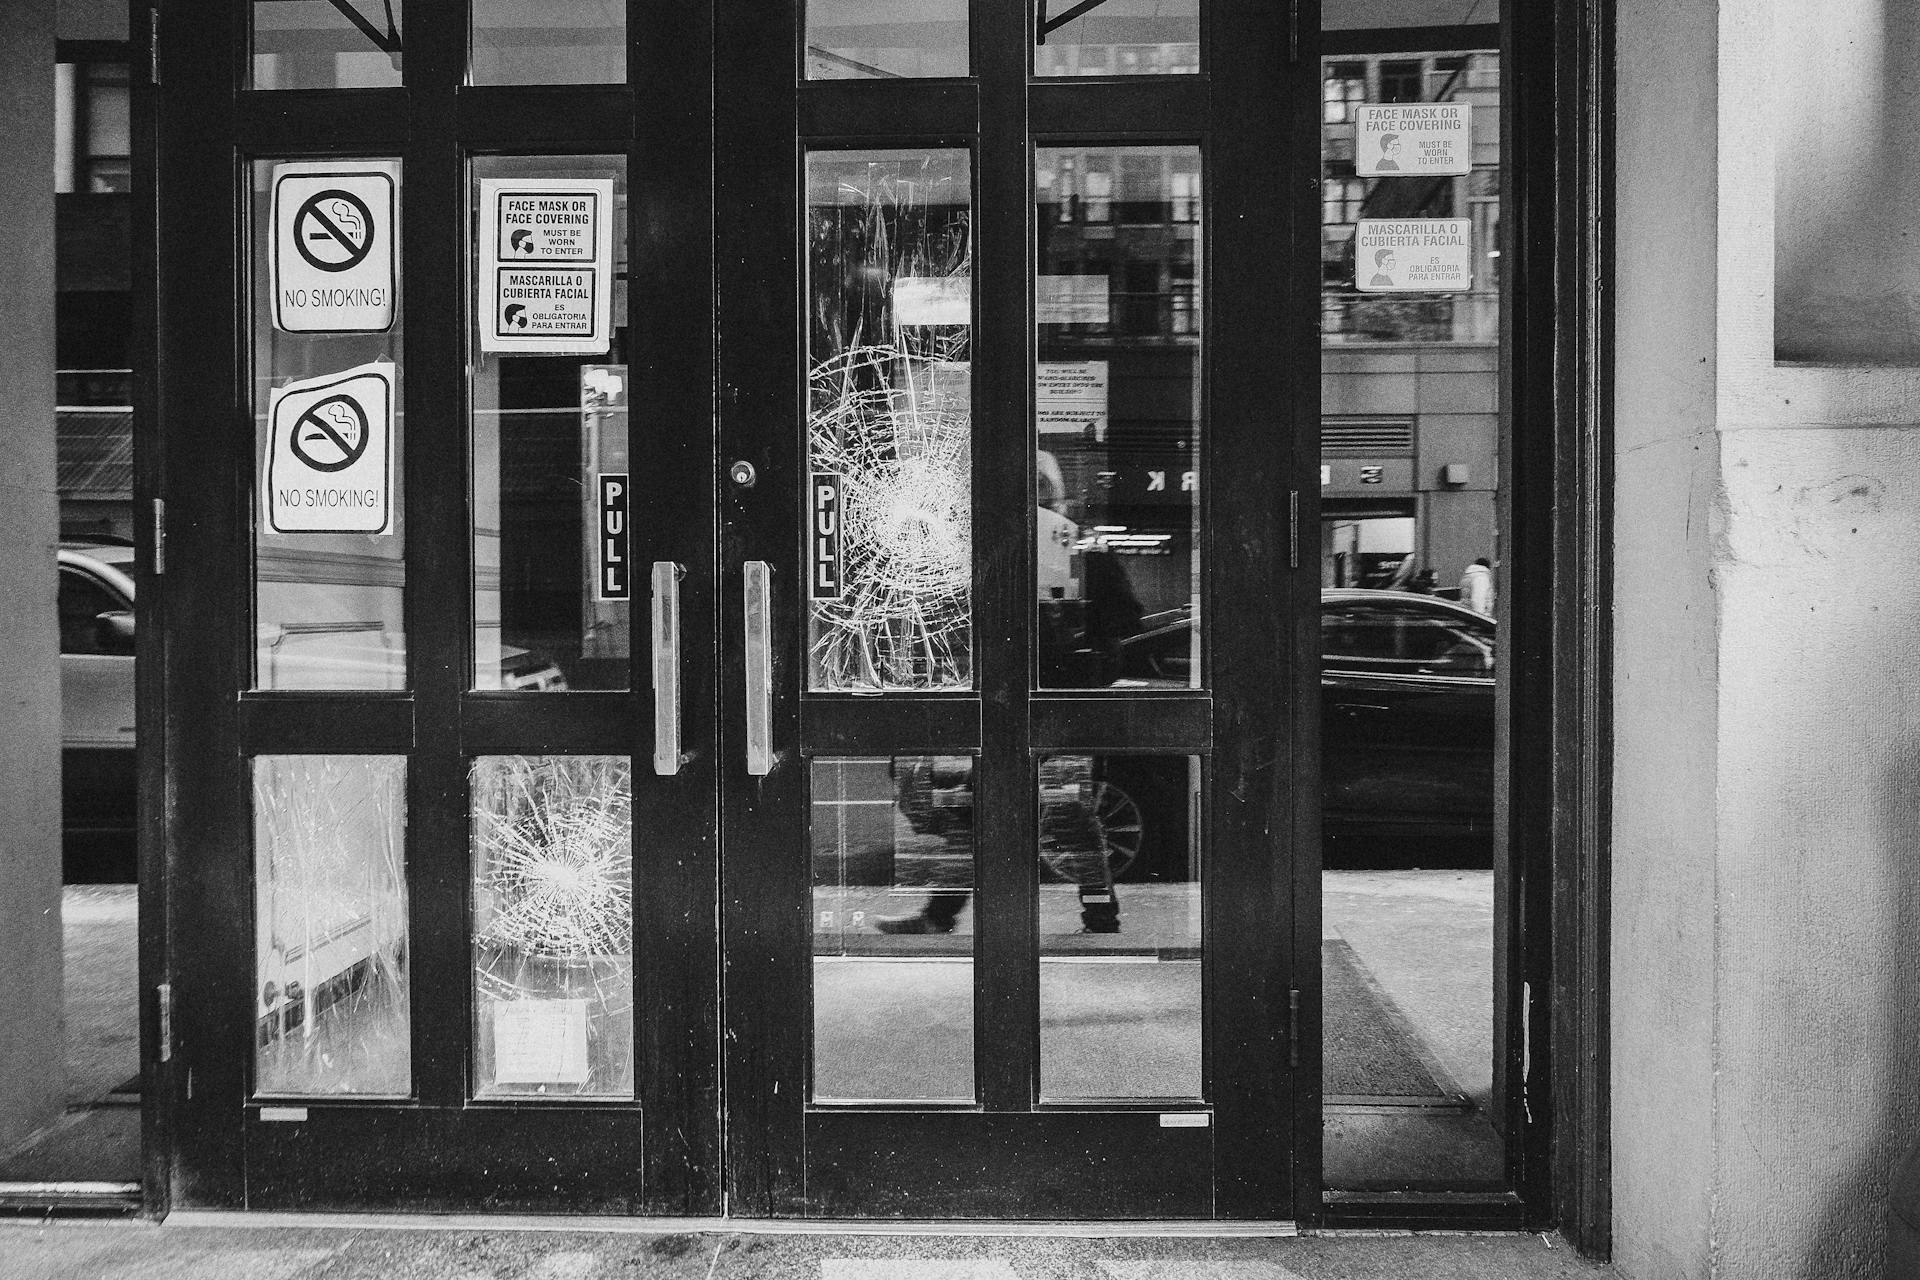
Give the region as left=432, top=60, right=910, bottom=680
left=478, top=177, right=617, bottom=355
left=1353, top=103, right=1473, bottom=177
left=1354, top=218, right=1475, bottom=293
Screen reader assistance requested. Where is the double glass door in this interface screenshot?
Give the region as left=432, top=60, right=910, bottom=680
left=158, top=0, right=1312, bottom=1219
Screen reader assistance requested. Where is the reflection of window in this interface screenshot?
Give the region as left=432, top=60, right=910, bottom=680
left=1171, top=170, right=1200, bottom=223
left=56, top=58, right=131, bottom=194
left=1379, top=59, right=1423, bottom=103
left=1324, top=62, right=1366, bottom=122
left=1321, top=175, right=1365, bottom=229
left=1083, top=162, right=1111, bottom=223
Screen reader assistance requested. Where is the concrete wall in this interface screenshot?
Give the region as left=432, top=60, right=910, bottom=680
left=1613, top=0, right=1920, bottom=1275
left=0, top=0, right=67, bottom=1158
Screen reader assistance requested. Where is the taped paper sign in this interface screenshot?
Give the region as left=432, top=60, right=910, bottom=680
left=480, top=177, right=616, bottom=354
left=1354, top=103, right=1473, bottom=177
left=264, top=361, right=394, bottom=535
left=1354, top=219, right=1474, bottom=293
left=1037, top=274, right=1109, bottom=325
left=271, top=160, right=398, bottom=333
left=491, top=999, right=591, bottom=1085
left=892, top=276, right=970, bottom=326
left=1036, top=361, right=1108, bottom=439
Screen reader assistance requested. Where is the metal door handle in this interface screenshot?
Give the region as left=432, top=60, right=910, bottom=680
left=651, top=562, right=683, bottom=776
left=743, top=561, right=773, bottom=776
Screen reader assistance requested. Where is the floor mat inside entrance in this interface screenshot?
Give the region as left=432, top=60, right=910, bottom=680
left=1322, top=939, right=1465, bottom=1106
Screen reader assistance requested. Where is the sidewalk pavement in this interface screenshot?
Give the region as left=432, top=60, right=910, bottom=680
left=4, top=1219, right=1617, bottom=1280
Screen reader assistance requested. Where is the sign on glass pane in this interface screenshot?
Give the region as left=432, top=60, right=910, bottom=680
left=1354, top=219, right=1474, bottom=293
left=1353, top=103, right=1473, bottom=177
left=805, top=150, right=973, bottom=693
left=478, top=178, right=616, bottom=354
left=264, top=361, right=395, bottom=534
left=270, top=161, right=397, bottom=333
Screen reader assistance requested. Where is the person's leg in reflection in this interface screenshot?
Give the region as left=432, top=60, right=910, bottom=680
left=875, top=889, right=968, bottom=934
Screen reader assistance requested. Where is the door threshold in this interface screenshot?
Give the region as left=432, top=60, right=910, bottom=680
left=166, top=1211, right=1302, bottom=1237
left=0, top=1182, right=143, bottom=1218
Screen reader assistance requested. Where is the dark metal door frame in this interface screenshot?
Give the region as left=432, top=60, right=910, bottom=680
left=136, top=0, right=1617, bottom=1242
left=151, top=1, right=721, bottom=1213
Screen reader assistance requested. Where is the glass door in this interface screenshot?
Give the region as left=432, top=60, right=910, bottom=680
left=158, top=4, right=722, bottom=1212
left=715, top=0, right=1316, bottom=1220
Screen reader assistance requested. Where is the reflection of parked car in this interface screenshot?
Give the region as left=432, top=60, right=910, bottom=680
left=57, top=542, right=567, bottom=884
left=1116, top=588, right=1496, bottom=869
left=59, top=543, right=138, bottom=883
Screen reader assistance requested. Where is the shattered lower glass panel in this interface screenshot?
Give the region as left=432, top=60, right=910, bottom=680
left=254, top=755, right=411, bottom=1098
left=471, top=755, right=634, bottom=1100
left=806, top=150, right=973, bottom=692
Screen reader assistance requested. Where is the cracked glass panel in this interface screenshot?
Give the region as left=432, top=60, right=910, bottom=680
left=254, top=755, right=410, bottom=1098
left=811, top=756, right=975, bottom=1103
left=1034, top=0, right=1198, bottom=77
left=471, top=756, right=634, bottom=1100
left=251, top=1, right=404, bottom=89
left=806, top=0, right=968, bottom=79
left=806, top=150, right=973, bottom=692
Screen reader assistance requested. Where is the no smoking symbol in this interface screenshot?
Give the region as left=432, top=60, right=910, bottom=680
left=292, top=395, right=370, bottom=473
left=293, top=189, right=375, bottom=273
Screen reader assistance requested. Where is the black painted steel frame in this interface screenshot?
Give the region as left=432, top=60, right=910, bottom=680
left=137, top=0, right=1613, bottom=1245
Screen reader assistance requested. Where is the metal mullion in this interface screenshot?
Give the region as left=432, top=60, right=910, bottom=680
left=799, top=80, right=977, bottom=137
left=1028, top=695, right=1213, bottom=753
left=238, top=696, right=415, bottom=754
left=801, top=696, right=983, bottom=755
left=1028, top=80, right=1210, bottom=136
left=401, top=12, right=469, bottom=1114
left=1205, top=0, right=1302, bottom=1221
left=457, top=86, right=634, bottom=148
left=972, top=0, right=1036, bottom=1114
left=234, top=91, right=412, bottom=153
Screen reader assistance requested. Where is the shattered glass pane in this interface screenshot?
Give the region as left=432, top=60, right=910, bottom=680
left=471, top=756, right=635, bottom=1100
left=254, top=755, right=411, bottom=1098
left=806, top=150, right=973, bottom=692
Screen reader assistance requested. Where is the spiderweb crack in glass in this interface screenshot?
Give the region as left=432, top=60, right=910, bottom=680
left=808, top=344, right=972, bottom=690
left=474, top=756, right=633, bottom=962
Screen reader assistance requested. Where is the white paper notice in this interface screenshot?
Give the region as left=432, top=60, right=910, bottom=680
left=1353, top=103, right=1473, bottom=177
left=892, top=276, right=970, bottom=326
left=491, top=999, right=591, bottom=1085
left=480, top=178, right=616, bottom=355
left=264, top=361, right=395, bottom=535
left=270, top=161, right=399, bottom=334
left=1354, top=219, right=1474, bottom=293
left=1036, top=361, right=1108, bottom=439
left=1036, top=274, right=1110, bottom=325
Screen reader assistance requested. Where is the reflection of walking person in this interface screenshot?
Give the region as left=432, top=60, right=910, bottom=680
left=1368, top=248, right=1397, bottom=288
left=1460, top=557, right=1495, bottom=614
left=877, top=759, right=1121, bottom=936
left=1377, top=132, right=1403, bottom=170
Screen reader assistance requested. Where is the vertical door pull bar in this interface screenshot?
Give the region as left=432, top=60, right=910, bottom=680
left=743, top=560, right=774, bottom=776
left=651, top=562, right=684, bottom=776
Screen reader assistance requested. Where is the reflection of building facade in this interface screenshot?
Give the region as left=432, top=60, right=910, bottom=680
left=1322, top=49, right=1499, bottom=593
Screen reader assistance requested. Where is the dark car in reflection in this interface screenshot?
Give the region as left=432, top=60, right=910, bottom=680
left=846, top=589, right=1495, bottom=886
left=1112, top=588, right=1495, bottom=870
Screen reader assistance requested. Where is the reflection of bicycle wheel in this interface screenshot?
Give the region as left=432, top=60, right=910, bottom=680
left=1040, top=780, right=1144, bottom=882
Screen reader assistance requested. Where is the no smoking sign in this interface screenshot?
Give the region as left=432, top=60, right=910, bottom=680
left=271, top=161, right=398, bottom=334
left=266, top=363, right=394, bottom=535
